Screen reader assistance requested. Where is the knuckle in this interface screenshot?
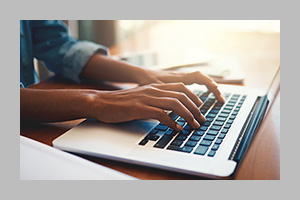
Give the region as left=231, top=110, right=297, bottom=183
left=144, top=86, right=156, bottom=93
left=170, top=98, right=180, bottom=107
left=177, top=82, right=186, bottom=88
left=193, top=71, right=203, bottom=76
left=149, top=83, right=160, bottom=88
left=177, top=92, right=188, bottom=101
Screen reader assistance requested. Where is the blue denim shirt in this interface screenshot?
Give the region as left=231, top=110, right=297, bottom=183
left=20, top=20, right=109, bottom=87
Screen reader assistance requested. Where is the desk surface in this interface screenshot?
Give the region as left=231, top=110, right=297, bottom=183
left=20, top=25, right=280, bottom=179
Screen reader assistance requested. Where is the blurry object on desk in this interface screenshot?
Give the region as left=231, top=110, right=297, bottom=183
left=111, top=50, right=158, bottom=67
left=167, top=56, right=245, bottom=84
left=20, top=136, right=137, bottom=180
left=112, top=50, right=244, bottom=84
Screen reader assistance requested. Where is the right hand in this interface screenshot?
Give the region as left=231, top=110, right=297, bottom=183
left=88, top=83, right=206, bottom=131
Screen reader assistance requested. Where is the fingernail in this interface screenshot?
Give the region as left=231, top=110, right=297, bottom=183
left=200, top=114, right=206, bottom=122
left=193, top=119, right=200, bottom=129
left=220, top=95, right=225, bottom=102
left=176, top=123, right=184, bottom=131
left=197, top=99, right=203, bottom=107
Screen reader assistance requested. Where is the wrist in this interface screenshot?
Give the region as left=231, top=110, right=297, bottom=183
left=78, top=90, right=99, bottom=119
left=134, top=68, right=160, bottom=85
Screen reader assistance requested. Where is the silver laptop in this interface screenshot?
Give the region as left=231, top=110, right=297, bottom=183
left=53, top=67, right=280, bottom=179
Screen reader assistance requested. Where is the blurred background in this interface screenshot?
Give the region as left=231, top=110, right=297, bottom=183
left=37, top=20, right=280, bottom=89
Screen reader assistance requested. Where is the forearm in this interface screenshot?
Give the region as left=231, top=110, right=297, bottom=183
left=81, top=53, right=148, bottom=84
left=20, top=88, right=95, bottom=122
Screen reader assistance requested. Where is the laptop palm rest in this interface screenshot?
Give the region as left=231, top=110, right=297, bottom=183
left=53, top=119, right=157, bottom=158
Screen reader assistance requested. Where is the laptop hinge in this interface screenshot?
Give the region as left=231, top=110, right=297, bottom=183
left=229, top=95, right=269, bottom=163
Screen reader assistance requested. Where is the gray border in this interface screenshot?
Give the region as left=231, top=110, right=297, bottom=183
left=4, top=0, right=292, bottom=199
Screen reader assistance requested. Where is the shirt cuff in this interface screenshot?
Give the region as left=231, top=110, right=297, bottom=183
left=62, top=41, right=109, bottom=83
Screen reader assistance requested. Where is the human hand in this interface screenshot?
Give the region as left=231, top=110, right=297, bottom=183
left=137, top=69, right=225, bottom=102
left=88, top=83, right=206, bottom=131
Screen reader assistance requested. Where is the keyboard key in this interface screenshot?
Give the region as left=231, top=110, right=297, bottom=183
left=184, top=124, right=193, bottom=130
left=177, top=117, right=186, bottom=122
left=180, top=146, right=194, bottom=153
left=167, top=145, right=193, bottom=153
left=148, top=134, right=160, bottom=141
left=211, top=144, right=219, bottom=150
left=154, top=135, right=173, bottom=148
left=218, top=133, right=226, bottom=139
left=139, top=139, right=148, bottom=145
left=214, top=102, right=224, bottom=108
left=206, top=130, right=218, bottom=136
left=208, top=150, right=216, bottom=157
left=226, top=103, right=235, bottom=107
left=209, top=110, right=219, bottom=114
left=216, top=117, right=226, bottom=122
left=171, top=140, right=183, bottom=146
left=194, top=145, right=209, bottom=155
left=232, top=111, right=238, bottom=115
left=221, top=109, right=231, bottom=114
left=228, top=100, right=237, bottom=104
left=189, top=135, right=201, bottom=141
left=207, top=113, right=217, bottom=118
left=215, top=138, right=223, bottom=144
left=199, top=126, right=208, bottom=131
left=167, top=145, right=181, bottom=152
left=164, top=129, right=175, bottom=136
left=193, top=130, right=205, bottom=136
left=202, top=121, right=211, bottom=126
left=177, top=121, right=186, bottom=126
left=206, top=118, right=214, bottom=122
left=203, top=135, right=215, bottom=141
left=221, top=128, right=228, bottom=134
left=181, top=129, right=192, bottom=135
left=149, top=129, right=158, bottom=135
left=210, top=125, right=221, bottom=131
left=200, top=140, right=212, bottom=146
left=219, top=113, right=229, bottom=118
left=229, top=115, right=236, bottom=120
left=169, top=112, right=178, bottom=120
left=213, top=121, right=224, bottom=126
left=176, top=134, right=188, bottom=140
left=224, top=124, right=231, bottom=129
left=227, top=119, right=234, bottom=124
left=156, top=124, right=168, bottom=131
left=185, top=140, right=197, bottom=147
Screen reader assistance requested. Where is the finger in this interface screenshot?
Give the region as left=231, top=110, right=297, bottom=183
left=144, top=88, right=205, bottom=123
left=205, top=79, right=225, bottom=103
left=144, top=84, right=206, bottom=122
left=144, top=96, right=201, bottom=129
left=185, top=71, right=225, bottom=102
left=141, top=106, right=184, bottom=131
left=151, top=82, right=203, bottom=107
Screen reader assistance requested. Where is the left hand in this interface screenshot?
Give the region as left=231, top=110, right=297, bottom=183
left=138, top=69, right=225, bottom=102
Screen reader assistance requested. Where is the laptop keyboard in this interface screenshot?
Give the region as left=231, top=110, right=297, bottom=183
left=139, top=90, right=247, bottom=157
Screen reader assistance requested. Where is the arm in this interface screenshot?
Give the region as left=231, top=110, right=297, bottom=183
left=20, top=83, right=205, bottom=131
left=81, top=53, right=225, bottom=102
left=20, top=88, right=93, bottom=122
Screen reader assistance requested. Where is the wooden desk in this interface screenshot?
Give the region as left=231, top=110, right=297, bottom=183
left=20, top=23, right=280, bottom=179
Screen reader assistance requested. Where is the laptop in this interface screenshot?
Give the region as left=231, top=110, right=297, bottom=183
left=53, top=67, right=280, bottom=179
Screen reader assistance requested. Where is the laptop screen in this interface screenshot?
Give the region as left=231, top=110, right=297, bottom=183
left=266, top=66, right=280, bottom=112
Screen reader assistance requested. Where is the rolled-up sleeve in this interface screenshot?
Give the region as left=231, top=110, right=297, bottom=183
left=32, top=20, right=109, bottom=83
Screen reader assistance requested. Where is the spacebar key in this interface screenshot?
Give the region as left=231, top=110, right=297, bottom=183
left=154, top=135, right=173, bottom=148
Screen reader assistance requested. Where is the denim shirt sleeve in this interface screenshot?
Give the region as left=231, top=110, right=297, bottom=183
left=31, top=20, right=109, bottom=83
